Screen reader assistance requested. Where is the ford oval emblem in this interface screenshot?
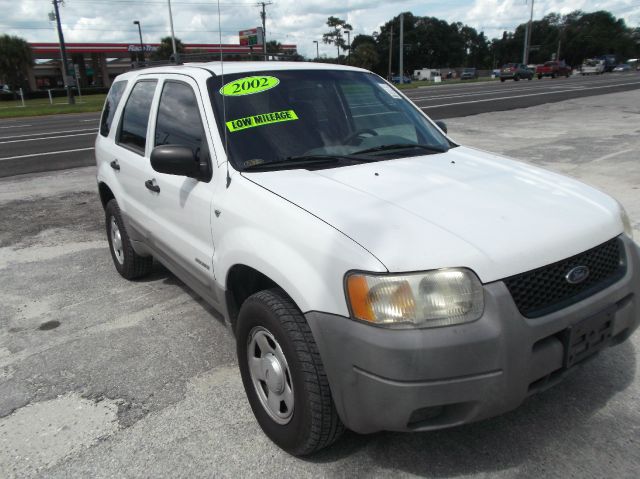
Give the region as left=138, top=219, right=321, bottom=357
left=565, top=265, right=590, bottom=284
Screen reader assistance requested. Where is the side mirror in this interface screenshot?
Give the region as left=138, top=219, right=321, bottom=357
left=150, top=145, right=204, bottom=179
left=435, top=120, right=448, bottom=134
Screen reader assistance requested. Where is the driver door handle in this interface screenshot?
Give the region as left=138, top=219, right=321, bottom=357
left=145, top=179, right=160, bottom=193
left=110, top=160, right=120, bottom=170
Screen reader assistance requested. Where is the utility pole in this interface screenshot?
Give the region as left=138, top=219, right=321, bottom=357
left=398, top=13, right=404, bottom=83
left=522, top=0, right=534, bottom=65
left=387, top=23, right=393, bottom=80
left=346, top=30, right=351, bottom=65
left=313, top=40, right=319, bottom=60
left=259, top=2, right=272, bottom=60
left=52, top=0, right=74, bottom=104
left=167, top=0, right=178, bottom=62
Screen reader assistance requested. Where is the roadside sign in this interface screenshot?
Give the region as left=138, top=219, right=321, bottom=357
left=239, top=27, right=264, bottom=46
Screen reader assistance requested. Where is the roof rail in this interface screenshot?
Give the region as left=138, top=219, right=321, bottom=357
left=130, top=51, right=302, bottom=70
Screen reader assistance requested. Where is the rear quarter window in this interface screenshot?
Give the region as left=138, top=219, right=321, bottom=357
left=99, top=81, right=127, bottom=137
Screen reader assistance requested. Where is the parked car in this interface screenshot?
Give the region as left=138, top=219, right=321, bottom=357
left=500, top=63, right=533, bottom=81
left=536, top=61, right=572, bottom=79
left=391, top=75, right=411, bottom=84
left=581, top=59, right=605, bottom=75
left=598, top=54, right=618, bottom=72
left=96, top=62, right=640, bottom=456
left=460, top=67, right=479, bottom=80
left=613, top=64, right=631, bottom=72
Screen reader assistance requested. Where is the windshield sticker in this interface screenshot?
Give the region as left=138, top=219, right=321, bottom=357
left=226, top=110, right=299, bottom=132
left=219, top=76, right=280, bottom=96
left=378, top=83, right=402, bottom=99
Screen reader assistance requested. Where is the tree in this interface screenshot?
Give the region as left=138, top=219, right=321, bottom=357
left=0, top=35, right=33, bottom=90
left=322, top=16, right=352, bottom=58
left=351, top=43, right=379, bottom=70
left=151, top=36, right=185, bottom=61
left=266, top=40, right=281, bottom=54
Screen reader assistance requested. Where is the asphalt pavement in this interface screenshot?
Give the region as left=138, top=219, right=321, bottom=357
left=0, top=71, right=638, bottom=178
left=1, top=88, right=639, bottom=478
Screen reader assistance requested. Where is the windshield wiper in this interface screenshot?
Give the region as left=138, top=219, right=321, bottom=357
left=242, top=154, right=376, bottom=171
left=351, top=143, right=448, bottom=155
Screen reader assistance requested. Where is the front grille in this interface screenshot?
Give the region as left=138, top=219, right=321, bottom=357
left=504, top=237, right=626, bottom=318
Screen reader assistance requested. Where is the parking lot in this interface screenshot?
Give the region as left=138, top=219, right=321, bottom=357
left=1, top=88, right=639, bottom=478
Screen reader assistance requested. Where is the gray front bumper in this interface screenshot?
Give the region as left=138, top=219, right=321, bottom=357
left=306, top=236, right=640, bottom=434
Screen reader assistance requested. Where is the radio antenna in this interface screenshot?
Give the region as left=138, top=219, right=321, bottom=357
left=217, top=0, right=231, bottom=188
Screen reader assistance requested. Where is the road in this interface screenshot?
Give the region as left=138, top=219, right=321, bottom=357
left=1, top=88, right=639, bottom=478
left=0, top=112, right=98, bottom=178
left=0, top=72, right=639, bottom=178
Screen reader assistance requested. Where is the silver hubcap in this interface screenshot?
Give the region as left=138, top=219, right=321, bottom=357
left=110, top=217, right=124, bottom=265
left=247, top=327, right=294, bottom=424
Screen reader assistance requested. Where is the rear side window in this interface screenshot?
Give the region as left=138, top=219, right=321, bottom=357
left=117, top=80, right=157, bottom=154
left=155, top=81, right=207, bottom=158
left=99, top=81, right=127, bottom=137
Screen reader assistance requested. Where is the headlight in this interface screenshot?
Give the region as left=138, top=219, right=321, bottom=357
left=618, top=202, right=634, bottom=240
left=345, top=268, right=484, bottom=328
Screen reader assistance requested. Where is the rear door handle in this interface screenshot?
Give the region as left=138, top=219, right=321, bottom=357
left=145, top=179, right=160, bottom=193
left=110, top=160, right=120, bottom=171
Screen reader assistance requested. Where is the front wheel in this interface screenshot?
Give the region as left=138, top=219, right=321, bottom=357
left=236, top=289, right=344, bottom=456
left=537, top=74, right=543, bottom=79
left=514, top=75, right=520, bottom=81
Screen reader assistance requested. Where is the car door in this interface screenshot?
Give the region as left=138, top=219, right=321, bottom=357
left=144, top=75, right=216, bottom=289
left=113, top=78, right=159, bottom=239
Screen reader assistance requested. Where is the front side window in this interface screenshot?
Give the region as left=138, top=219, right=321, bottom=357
left=117, top=80, right=157, bottom=154
left=100, top=80, right=127, bottom=137
left=208, top=70, right=451, bottom=171
left=155, top=81, right=207, bottom=160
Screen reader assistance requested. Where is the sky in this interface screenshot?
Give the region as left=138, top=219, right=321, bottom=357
left=1, top=0, right=639, bottom=58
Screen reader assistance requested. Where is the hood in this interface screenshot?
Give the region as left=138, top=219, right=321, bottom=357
left=243, top=146, right=623, bottom=282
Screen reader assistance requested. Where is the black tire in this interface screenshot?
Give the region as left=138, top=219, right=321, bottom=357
left=500, top=77, right=505, bottom=82
left=528, top=75, right=532, bottom=80
left=537, top=74, right=542, bottom=79
left=514, top=75, right=520, bottom=81
left=237, top=288, right=344, bottom=456
left=105, top=199, right=153, bottom=280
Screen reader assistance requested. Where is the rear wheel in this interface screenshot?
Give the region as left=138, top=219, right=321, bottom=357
left=500, top=77, right=505, bottom=82
left=537, top=74, right=542, bottom=79
left=105, top=199, right=153, bottom=279
left=514, top=75, right=520, bottom=81
left=237, top=289, right=344, bottom=456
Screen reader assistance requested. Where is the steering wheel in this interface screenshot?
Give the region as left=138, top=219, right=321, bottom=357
left=343, top=128, right=379, bottom=145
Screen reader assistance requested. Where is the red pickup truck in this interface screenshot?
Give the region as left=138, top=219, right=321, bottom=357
left=536, top=61, right=572, bottom=79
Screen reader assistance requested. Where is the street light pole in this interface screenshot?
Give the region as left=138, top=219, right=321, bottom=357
left=133, top=21, right=144, bottom=64
left=313, top=40, right=319, bottom=60
left=522, top=0, right=534, bottom=65
left=52, top=0, right=74, bottom=104
left=398, top=13, right=404, bottom=84
left=167, top=0, right=178, bottom=62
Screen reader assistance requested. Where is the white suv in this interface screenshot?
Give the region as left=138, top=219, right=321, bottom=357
left=96, top=62, right=639, bottom=455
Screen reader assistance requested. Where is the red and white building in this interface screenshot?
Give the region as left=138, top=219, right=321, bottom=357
left=26, top=42, right=297, bottom=90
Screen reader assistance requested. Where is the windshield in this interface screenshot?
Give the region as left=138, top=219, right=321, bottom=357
left=207, top=70, right=450, bottom=170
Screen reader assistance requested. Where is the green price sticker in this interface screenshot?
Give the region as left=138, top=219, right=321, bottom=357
left=219, top=76, right=280, bottom=96
left=226, top=110, right=299, bottom=132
